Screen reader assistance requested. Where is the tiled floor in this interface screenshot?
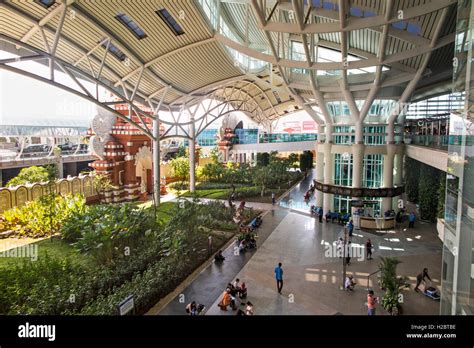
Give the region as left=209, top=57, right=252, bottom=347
left=206, top=211, right=442, bottom=315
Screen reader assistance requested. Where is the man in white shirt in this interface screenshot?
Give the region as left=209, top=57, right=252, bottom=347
left=345, top=275, right=356, bottom=291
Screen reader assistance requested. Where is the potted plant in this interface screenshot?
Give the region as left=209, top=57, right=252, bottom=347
left=379, top=257, right=410, bottom=315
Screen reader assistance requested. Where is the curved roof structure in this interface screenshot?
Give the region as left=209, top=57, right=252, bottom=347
left=0, top=0, right=458, bottom=132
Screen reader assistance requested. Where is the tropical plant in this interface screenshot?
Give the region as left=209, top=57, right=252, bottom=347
left=437, top=173, right=446, bottom=219
left=176, top=145, right=187, bottom=157
left=169, top=156, right=190, bottom=187
left=7, top=165, right=56, bottom=187
left=201, top=162, right=225, bottom=182
left=92, top=172, right=117, bottom=203
left=61, top=203, right=155, bottom=264
left=299, top=151, right=314, bottom=171
left=256, top=152, right=270, bottom=167
left=418, top=163, right=441, bottom=222
left=405, top=158, right=420, bottom=203
left=378, top=257, right=409, bottom=315
left=288, top=153, right=300, bottom=170
left=2, top=194, right=86, bottom=238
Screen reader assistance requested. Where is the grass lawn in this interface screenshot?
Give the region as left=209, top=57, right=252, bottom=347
left=180, top=186, right=290, bottom=202
left=0, top=237, right=94, bottom=270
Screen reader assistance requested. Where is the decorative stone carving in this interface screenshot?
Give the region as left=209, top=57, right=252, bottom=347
left=90, top=111, right=116, bottom=160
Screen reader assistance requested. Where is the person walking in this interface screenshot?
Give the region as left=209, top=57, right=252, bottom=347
left=367, top=290, right=377, bottom=315
left=274, top=262, right=283, bottom=294
left=414, top=268, right=432, bottom=292
left=408, top=212, right=416, bottom=228
left=366, top=238, right=373, bottom=260
left=347, top=220, right=354, bottom=239
left=271, top=192, right=276, bottom=206
left=345, top=241, right=352, bottom=266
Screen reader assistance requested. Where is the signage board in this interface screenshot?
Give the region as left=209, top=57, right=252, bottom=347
left=117, top=295, right=135, bottom=315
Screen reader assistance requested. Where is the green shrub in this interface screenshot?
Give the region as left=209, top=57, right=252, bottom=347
left=169, top=181, right=189, bottom=191
left=61, top=204, right=156, bottom=264
left=2, top=194, right=85, bottom=238
left=405, top=158, right=420, bottom=203
left=0, top=196, right=244, bottom=315
left=437, top=173, right=446, bottom=219
left=418, top=164, right=441, bottom=222
left=80, top=256, right=185, bottom=315
left=7, top=165, right=56, bottom=187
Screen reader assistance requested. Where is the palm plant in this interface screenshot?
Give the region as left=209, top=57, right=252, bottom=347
left=378, top=257, right=410, bottom=315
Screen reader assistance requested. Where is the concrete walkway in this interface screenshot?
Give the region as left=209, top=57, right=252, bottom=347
left=150, top=206, right=289, bottom=315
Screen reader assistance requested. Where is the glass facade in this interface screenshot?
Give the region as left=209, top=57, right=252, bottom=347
left=258, top=133, right=317, bottom=143
left=334, top=153, right=353, bottom=187
left=333, top=125, right=355, bottom=144
left=195, top=128, right=218, bottom=147
left=334, top=195, right=351, bottom=212
left=363, top=126, right=386, bottom=145
left=440, top=0, right=474, bottom=315
left=233, top=129, right=258, bottom=144
left=362, top=154, right=383, bottom=188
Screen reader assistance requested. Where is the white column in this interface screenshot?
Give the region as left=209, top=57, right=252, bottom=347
left=355, top=121, right=364, bottom=144
left=386, top=122, right=395, bottom=144
left=352, top=143, right=365, bottom=193
left=392, top=149, right=404, bottom=209
left=189, top=116, right=196, bottom=193
left=323, top=142, right=334, bottom=212
left=315, top=144, right=324, bottom=205
left=56, top=156, right=64, bottom=179
left=153, top=118, right=160, bottom=206
left=382, top=144, right=396, bottom=212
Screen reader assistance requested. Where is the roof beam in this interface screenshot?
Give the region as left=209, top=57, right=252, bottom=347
left=250, top=0, right=323, bottom=124
left=215, top=32, right=453, bottom=71
left=388, top=7, right=450, bottom=127
left=259, top=0, right=456, bottom=34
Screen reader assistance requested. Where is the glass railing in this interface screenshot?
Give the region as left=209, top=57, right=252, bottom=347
left=403, top=135, right=460, bottom=149
left=259, top=133, right=318, bottom=143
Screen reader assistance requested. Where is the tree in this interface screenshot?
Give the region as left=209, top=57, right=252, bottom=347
left=299, top=151, right=314, bottom=171
left=7, top=165, right=56, bottom=187
left=210, top=146, right=221, bottom=164
left=269, top=151, right=279, bottom=163
left=256, top=152, right=270, bottom=167
left=253, top=166, right=273, bottom=197
left=202, top=163, right=224, bottom=182
left=176, top=145, right=186, bottom=158
left=288, top=153, right=299, bottom=169
left=169, top=156, right=190, bottom=187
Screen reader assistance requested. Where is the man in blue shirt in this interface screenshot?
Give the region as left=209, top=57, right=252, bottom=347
left=348, top=220, right=354, bottom=238
left=275, top=262, right=283, bottom=294
left=408, top=212, right=416, bottom=228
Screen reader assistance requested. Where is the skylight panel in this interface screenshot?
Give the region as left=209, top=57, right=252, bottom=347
left=36, top=0, right=55, bottom=9
left=156, top=9, right=185, bottom=36
left=116, top=13, right=147, bottom=39
left=100, top=40, right=126, bottom=61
